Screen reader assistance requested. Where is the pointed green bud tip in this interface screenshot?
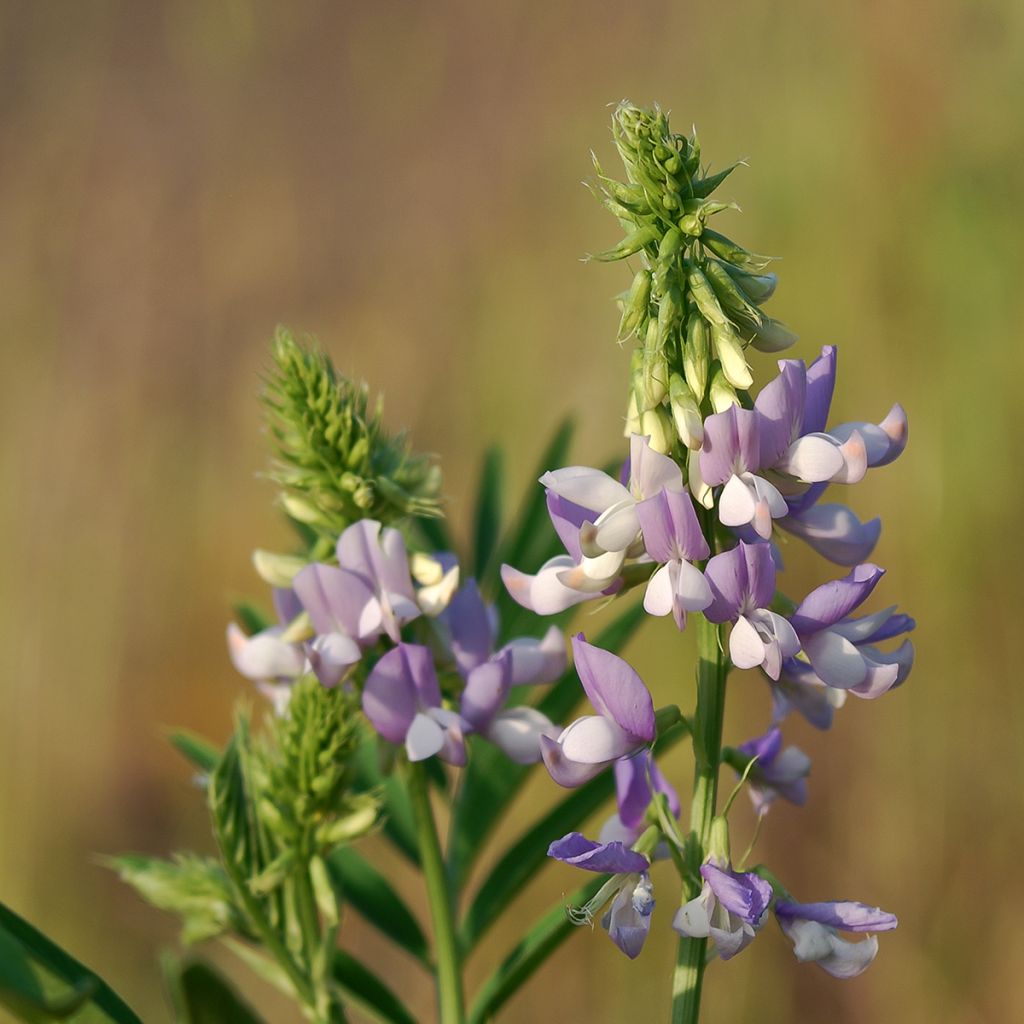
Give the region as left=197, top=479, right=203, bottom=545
left=669, top=375, right=703, bottom=450
left=708, top=816, right=731, bottom=863
left=252, top=549, right=307, bottom=588
left=618, top=269, right=652, bottom=341
left=710, top=366, right=741, bottom=413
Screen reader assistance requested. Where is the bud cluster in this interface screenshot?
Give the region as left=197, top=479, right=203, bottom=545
left=592, top=102, right=796, bottom=455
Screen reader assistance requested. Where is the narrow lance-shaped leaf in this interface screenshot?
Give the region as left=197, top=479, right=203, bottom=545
left=0, top=901, right=143, bottom=1024
left=165, top=959, right=266, bottom=1024
left=473, top=446, right=504, bottom=586
left=325, top=849, right=431, bottom=968
left=467, top=876, right=606, bottom=1024
left=331, top=952, right=417, bottom=1024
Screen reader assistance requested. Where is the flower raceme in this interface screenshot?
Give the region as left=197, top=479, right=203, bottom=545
left=775, top=900, right=898, bottom=978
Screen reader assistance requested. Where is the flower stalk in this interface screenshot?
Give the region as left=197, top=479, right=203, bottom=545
left=407, top=761, right=465, bottom=1024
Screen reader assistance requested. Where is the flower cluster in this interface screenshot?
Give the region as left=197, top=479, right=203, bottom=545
left=228, top=519, right=567, bottom=769
left=508, top=102, right=911, bottom=979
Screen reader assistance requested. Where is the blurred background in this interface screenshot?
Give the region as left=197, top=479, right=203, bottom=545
left=2, top=0, right=1022, bottom=1020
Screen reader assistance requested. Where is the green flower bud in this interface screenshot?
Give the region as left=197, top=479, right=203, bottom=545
left=710, top=321, right=753, bottom=390
left=683, top=315, right=711, bottom=401
left=678, top=213, right=703, bottom=237
left=591, top=225, right=659, bottom=263
left=658, top=227, right=684, bottom=261
left=746, top=317, right=799, bottom=353
left=656, top=284, right=683, bottom=349
left=252, top=549, right=306, bottom=588
left=623, top=389, right=643, bottom=438
left=640, top=405, right=673, bottom=454
left=686, top=265, right=729, bottom=327
left=618, top=269, right=652, bottom=341
left=720, top=263, right=778, bottom=304
left=702, top=229, right=774, bottom=272
left=669, top=374, right=703, bottom=450
left=640, top=350, right=669, bottom=408
left=709, top=365, right=740, bottom=412
left=688, top=448, right=714, bottom=509
left=281, top=493, right=330, bottom=527
left=707, top=815, right=731, bottom=863
left=704, top=259, right=763, bottom=327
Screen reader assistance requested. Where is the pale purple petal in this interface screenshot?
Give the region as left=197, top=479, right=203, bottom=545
left=293, top=563, right=374, bottom=638
left=273, top=587, right=303, bottom=625
left=802, top=346, right=836, bottom=435
left=548, top=832, right=650, bottom=874
left=775, top=900, right=897, bottom=933
left=602, top=875, right=654, bottom=959
left=701, top=864, right=772, bottom=926
left=636, top=488, right=710, bottom=562
left=501, top=558, right=601, bottom=615
left=615, top=751, right=652, bottom=829
left=737, top=727, right=783, bottom=764
left=306, top=632, right=361, bottom=688
left=629, top=433, right=683, bottom=498
left=486, top=706, right=558, bottom=763
left=780, top=504, right=881, bottom=566
left=405, top=711, right=446, bottom=761
left=459, top=653, right=511, bottom=732
left=790, top=564, right=885, bottom=635
left=571, top=634, right=656, bottom=743
left=559, top=716, right=636, bottom=763
left=362, top=647, right=419, bottom=743
left=227, top=624, right=305, bottom=681
left=546, top=492, right=588, bottom=562
left=446, top=579, right=495, bottom=675
left=501, top=626, right=566, bottom=685
left=539, top=734, right=606, bottom=787
left=700, top=406, right=760, bottom=484
left=540, top=466, right=630, bottom=514
left=754, top=360, right=806, bottom=467
left=703, top=545, right=747, bottom=621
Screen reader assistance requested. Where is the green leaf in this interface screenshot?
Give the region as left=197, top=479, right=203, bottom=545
left=231, top=601, right=272, bottom=637
left=168, top=959, right=265, bottom=1024
left=467, top=877, right=605, bottom=1024
left=472, top=447, right=504, bottom=585
left=325, top=849, right=430, bottom=968
left=448, top=599, right=646, bottom=887
left=459, top=773, right=616, bottom=952
left=168, top=730, right=221, bottom=774
left=0, top=901, right=143, bottom=1024
left=332, top=951, right=417, bottom=1024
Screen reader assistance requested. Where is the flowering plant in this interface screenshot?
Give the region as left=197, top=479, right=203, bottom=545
left=0, top=102, right=911, bottom=1024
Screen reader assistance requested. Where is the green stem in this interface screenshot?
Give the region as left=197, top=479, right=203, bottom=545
left=671, top=611, right=728, bottom=1024
left=407, top=761, right=465, bottom=1024
left=293, top=865, right=342, bottom=1024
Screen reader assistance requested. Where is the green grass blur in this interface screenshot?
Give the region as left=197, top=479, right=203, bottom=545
left=1, top=1, right=1022, bottom=1020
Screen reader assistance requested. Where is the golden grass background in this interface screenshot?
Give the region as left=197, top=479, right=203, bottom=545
left=2, top=1, right=1023, bottom=1020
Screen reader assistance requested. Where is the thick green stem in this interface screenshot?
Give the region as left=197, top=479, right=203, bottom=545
left=407, top=761, right=465, bottom=1024
left=671, top=612, right=728, bottom=1024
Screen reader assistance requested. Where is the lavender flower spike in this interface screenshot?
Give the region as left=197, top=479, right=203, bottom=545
left=548, top=833, right=655, bottom=959
left=540, top=634, right=655, bottom=787
left=703, top=541, right=800, bottom=679
left=776, top=899, right=897, bottom=978
left=635, top=488, right=712, bottom=630
left=673, top=861, right=773, bottom=960
left=789, top=564, right=915, bottom=696
left=735, top=727, right=811, bottom=815
left=362, top=643, right=467, bottom=765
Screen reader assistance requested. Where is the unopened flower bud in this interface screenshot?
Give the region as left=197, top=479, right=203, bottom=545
left=710, top=366, right=740, bottom=413
left=686, top=265, right=729, bottom=328
left=640, top=405, right=673, bottom=454
left=684, top=315, right=710, bottom=401
left=669, top=374, right=703, bottom=449
left=710, top=321, right=753, bottom=390
left=624, top=390, right=643, bottom=438
left=656, top=285, right=683, bottom=349
left=688, top=448, right=713, bottom=508
left=618, top=269, right=652, bottom=341
left=747, top=317, right=798, bottom=353
left=707, top=816, right=731, bottom=863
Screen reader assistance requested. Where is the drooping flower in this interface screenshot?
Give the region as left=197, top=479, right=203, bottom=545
left=598, top=749, right=681, bottom=847
left=226, top=588, right=311, bottom=713
left=540, top=634, right=655, bottom=787
left=703, top=541, right=800, bottom=679
left=673, top=861, right=773, bottom=960
left=734, top=727, right=811, bottom=815
left=635, top=488, right=712, bottom=630
left=361, top=643, right=466, bottom=765
left=768, top=657, right=846, bottom=730
left=788, top=564, right=915, bottom=697
left=548, top=832, right=655, bottom=959
left=502, top=434, right=681, bottom=613
left=775, top=899, right=898, bottom=978
left=294, top=519, right=420, bottom=647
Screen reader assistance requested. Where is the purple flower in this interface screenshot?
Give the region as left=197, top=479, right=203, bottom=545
left=703, top=541, right=800, bottom=679
left=548, top=833, right=655, bottom=959
left=540, top=634, right=655, bottom=787
left=768, top=657, right=845, bottom=730
left=294, top=520, right=420, bottom=647
left=673, top=861, right=773, bottom=960
left=778, top=495, right=882, bottom=567
left=226, top=589, right=311, bottom=713
left=635, top=488, right=712, bottom=630
left=361, top=643, right=467, bottom=765
left=789, top=564, right=915, bottom=696
left=735, top=727, right=811, bottom=815
left=442, top=579, right=563, bottom=763
left=775, top=899, right=897, bottom=978
left=502, top=435, right=681, bottom=613
left=598, top=750, right=681, bottom=847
